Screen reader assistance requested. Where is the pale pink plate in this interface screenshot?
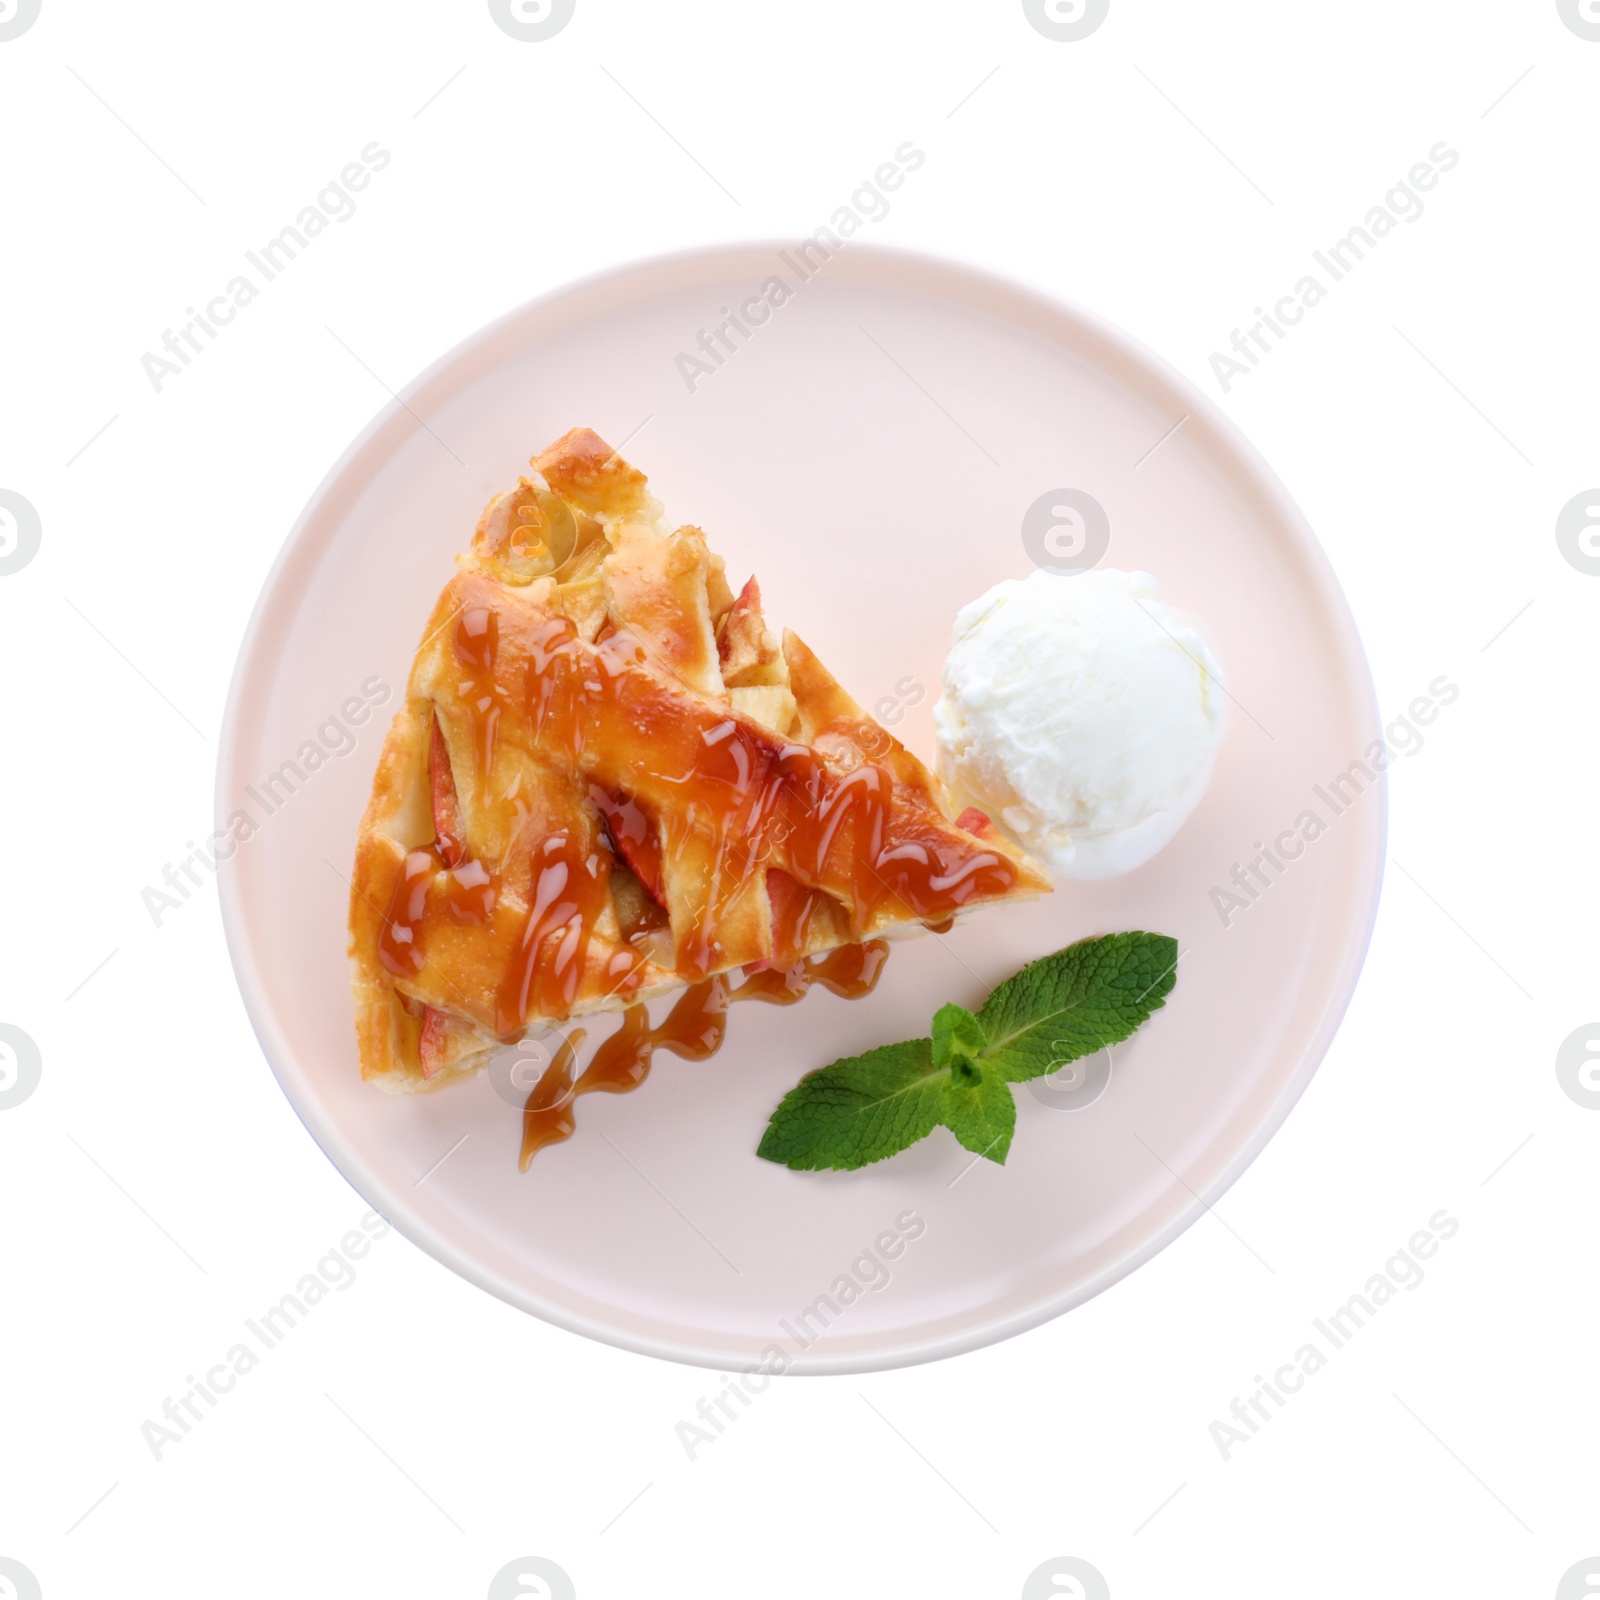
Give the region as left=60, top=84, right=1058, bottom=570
left=217, top=244, right=1383, bottom=1373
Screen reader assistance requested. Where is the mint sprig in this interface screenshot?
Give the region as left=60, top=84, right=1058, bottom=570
left=756, top=932, right=1177, bottom=1172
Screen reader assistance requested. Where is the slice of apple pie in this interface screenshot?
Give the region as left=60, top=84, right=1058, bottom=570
left=349, top=428, right=1050, bottom=1092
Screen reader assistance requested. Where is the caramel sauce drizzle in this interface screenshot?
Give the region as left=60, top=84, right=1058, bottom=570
left=454, top=606, right=503, bottom=775
left=492, top=830, right=628, bottom=1037
left=518, top=939, right=890, bottom=1166
left=377, top=847, right=501, bottom=979
left=519, top=979, right=728, bottom=1168
left=385, top=580, right=1016, bottom=1097
left=518, top=1029, right=587, bottom=1170
left=488, top=611, right=1014, bottom=1013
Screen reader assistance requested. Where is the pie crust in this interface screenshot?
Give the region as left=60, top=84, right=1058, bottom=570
left=348, top=429, right=1049, bottom=1092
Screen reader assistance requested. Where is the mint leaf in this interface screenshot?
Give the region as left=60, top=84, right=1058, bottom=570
left=757, top=931, right=1178, bottom=1173
left=931, top=1002, right=985, bottom=1075
left=977, top=931, right=1177, bottom=1084
left=756, top=1040, right=943, bottom=1171
left=939, top=1071, right=1016, bottom=1164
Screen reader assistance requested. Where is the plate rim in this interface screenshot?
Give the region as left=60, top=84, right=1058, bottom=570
left=216, top=239, right=1386, bottom=1374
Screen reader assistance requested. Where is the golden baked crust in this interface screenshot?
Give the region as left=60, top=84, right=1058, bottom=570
left=349, top=428, right=1050, bottom=1092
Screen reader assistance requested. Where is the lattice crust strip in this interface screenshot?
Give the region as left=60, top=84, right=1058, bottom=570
left=348, top=429, right=1050, bottom=1093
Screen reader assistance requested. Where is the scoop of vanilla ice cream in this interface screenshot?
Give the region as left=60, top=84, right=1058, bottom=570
left=934, top=568, right=1224, bottom=880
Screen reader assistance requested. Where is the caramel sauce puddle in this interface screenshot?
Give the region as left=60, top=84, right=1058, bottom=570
left=519, top=939, right=889, bottom=1168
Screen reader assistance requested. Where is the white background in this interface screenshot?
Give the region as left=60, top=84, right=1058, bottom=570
left=2, top=2, right=1597, bottom=1597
